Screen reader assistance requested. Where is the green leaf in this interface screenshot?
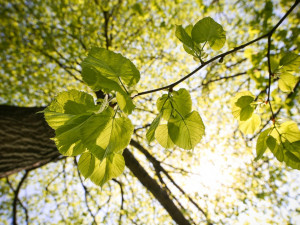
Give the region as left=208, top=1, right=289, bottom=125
left=267, top=135, right=284, bottom=162
left=266, top=121, right=300, bottom=168
left=80, top=108, right=133, bottom=161
left=231, top=92, right=255, bottom=121
left=81, top=47, right=140, bottom=91
left=270, top=57, right=280, bottom=74
left=44, top=90, right=98, bottom=129
left=116, top=92, right=135, bottom=114
left=175, top=25, right=194, bottom=49
left=90, top=153, right=125, bottom=187
left=266, top=135, right=277, bottom=151
left=191, top=17, right=226, bottom=50
left=235, top=96, right=255, bottom=108
left=185, top=24, right=193, bottom=36
left=54, top=114, right=91, bottom=156
left=146, top=113, right=162, bottom=143
left=239, top=114, right=261, bottom=135
left=279, top=52, right=300, bottom=72
left=278, top=73, right=298, bottom=93
left=78, top=152, right=125, bottom=187
left=45, top=89, right=97, bottom=115
left=155, top=124, right=174, bottom=149
left=278, top=121, right=300, bottom=143
left=82, top=66, right=125, bottom=93
left=156, top=88, right=192, bottom=120
left=78, top=152, right=96, bottom=178
left=44, top=90, right=99, bottom=155
left=255, top=128, right=271, bottom=161
left=290, top=141, right=300, bottom=152
left=156, top=94, right=173, bottom=120
left=132, top=3, right=143, bottom=16
left=284, top=151, right=300, bottom=169
left=239, top=105, right=255, bottom=121
left=168, top=111, right=205, bottom=150
left=44, top=111, right=75, bottom=130
left=171, top=88, right=192, bottom=117
left=183, top=44, right=196, bottom=56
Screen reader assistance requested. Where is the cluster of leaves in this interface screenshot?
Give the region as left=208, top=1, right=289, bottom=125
left=44, top=47, right=140, bottom=186
left=231, top=52, right=300, bottom=168
left=146, top=89, right=205, bottom=150
left=175, top=17, right=226, bottom=61
left=44, top=14, right=299, bottom=187
left=44, top=44, right=206, bottom=186
left=255, top=121, right=300, bottom=169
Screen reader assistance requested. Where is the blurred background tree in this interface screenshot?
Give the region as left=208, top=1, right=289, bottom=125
left=0, top=0, right=299, bottom=224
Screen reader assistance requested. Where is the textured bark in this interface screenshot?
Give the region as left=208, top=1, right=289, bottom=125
left=0, top=105, right=191, bottom=225
left=0, top=105, right=61, bottom=178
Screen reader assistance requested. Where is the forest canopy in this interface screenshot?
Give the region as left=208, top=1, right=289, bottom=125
left=0, top=0, right=299, bottom=224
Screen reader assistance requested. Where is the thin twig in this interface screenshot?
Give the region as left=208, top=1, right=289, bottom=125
left=266, top=35, right=276, bottom=120
left=112, top=179, right=125, bottom=225
left=10, top=171, right=30, bottom=225
left=202, top=72, right=247, bottom=86
left=74, top=158, right=97, bottom=224
left=6, top=177, right=29, bottom=225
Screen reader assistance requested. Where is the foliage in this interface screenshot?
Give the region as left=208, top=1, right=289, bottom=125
left=1, top=0, right=300, bottom=224
left=44, top=11, right=300, bottom=187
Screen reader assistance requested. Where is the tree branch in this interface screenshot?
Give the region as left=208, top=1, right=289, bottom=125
left=74, top=158, right=97, bottom=224
left=123, top=148, right=191, bottom=225
left=201, top=72, right=247, bottom=86
left=133, top=0, right=299, bottom=98
left=130, top=139, right=210, bottom=223
left=11, top=170, right=29, bottom=225
left=6, top=177, right=29, bottom=225
left=112, top=179, right=125, bottom=225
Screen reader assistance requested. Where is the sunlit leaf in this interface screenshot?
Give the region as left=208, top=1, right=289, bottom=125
left=255, top=128, right=271, bottom=161
left=171, top=88, right=192, bottom=117
left=239, top=114, right=261, bottom=135
left=231, top=92, right=255, bottom=121
left=78, top=151, right=96, bottom=178
left=191, top=17, right=226, bottom=50
left=278, top=73, right=298, bottom=93
left=45, top=89, right=97, bottom=115
left=54, top=114, right=91, bottom=156
left=80, top=108, right=133, bottom=160
left=82, top=47, right=140, bottom=91
left=279, top=52, right=300, bottom=72
left=266, top=135, right=284, bottom=162
left=157, top=94, right=173, bottom=120
left=278, top=121, right=300, bottom=143
left=116, top=92, right=135, bottom=114
left=175, top=25, right=194, bottom=49
left=168, top=111, right=205, bottom=150
left=78, top=152, right=125, bottom=187
left=156, top=88, right=192, bottom=120
left=155, top=124, right=174, bottom=149
left=146, top=113, right=162, bottom=143
left=44, top=90, right=99, bottom=155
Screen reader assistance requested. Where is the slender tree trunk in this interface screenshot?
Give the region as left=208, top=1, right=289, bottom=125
left=0, top=105, right=191, bottom=225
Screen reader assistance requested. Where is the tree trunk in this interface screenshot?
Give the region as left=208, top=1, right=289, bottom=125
left=0, top=105, right=191, bottom=225
left=0, top=105, right=61, bottom=178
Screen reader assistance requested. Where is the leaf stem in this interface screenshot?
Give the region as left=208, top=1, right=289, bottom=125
left=118, top=77, right=129, bottom=94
